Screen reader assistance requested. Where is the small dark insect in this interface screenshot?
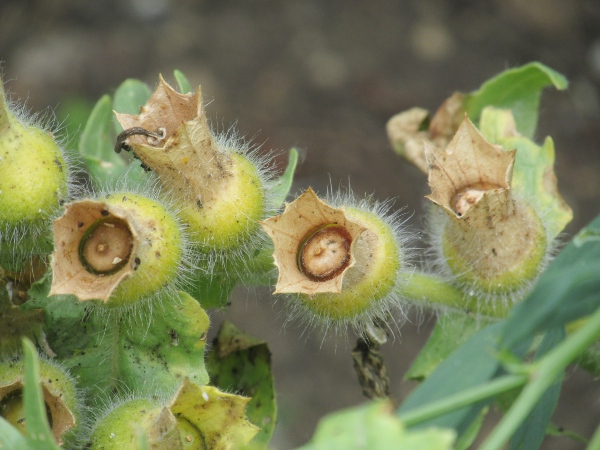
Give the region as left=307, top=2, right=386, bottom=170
left=114, top=127, right=166, bottom=154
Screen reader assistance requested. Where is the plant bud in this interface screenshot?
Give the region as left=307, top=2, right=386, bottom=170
left=114, top=77, right=273, bottom=267
left=50, top=191, right=189, bottom=308
left=261, top=188, right=410, bottom=333
left=426, top=117, right=548, bottom=303
left=0, top=354, right=79, bottom=445
left=0, top=76, right=71, bottom=270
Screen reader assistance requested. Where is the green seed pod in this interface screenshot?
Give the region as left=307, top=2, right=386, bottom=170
left=49, top=190, right=192, bottom=309
left=114, top=77, right=274, bottom=269
left=0, top=353, right=80, bottom=445
left=0, top=75, right=71, bottom=271
left=425, top=117, right=549, bottom=304
left=261, top=188, right=411, bottom=334
left=88, top=380, right=258, bottom=449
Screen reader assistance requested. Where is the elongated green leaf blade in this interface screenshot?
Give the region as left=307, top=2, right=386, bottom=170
left=174, top=69, right=192, bottom=94
left=79, top=95, right=127, bottom=186
left=272, top=148, right=299, bottom=207
left=398, top=322, right=505, bottom=433
left=405, top=314, right=489, bottom=381
left=464, top=62, right=568, bottom=137
left=112, top=78, right=152, bottom=134
left=509, top=327, right=565, bottom=450
left=502, top=215, right=600, bottom=348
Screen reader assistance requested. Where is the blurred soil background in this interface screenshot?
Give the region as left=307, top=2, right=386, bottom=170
left=1, top=0, right=600, bottom=448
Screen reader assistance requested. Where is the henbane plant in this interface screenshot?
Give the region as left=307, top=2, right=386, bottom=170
left=2, top=61, right=600, bottom=450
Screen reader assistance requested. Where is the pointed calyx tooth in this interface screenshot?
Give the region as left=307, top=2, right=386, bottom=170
left=260, top=188, right=367, bottom=295
left=114, top=76, right=233, bottom=206
left=425, top=116, right=516, bottom=219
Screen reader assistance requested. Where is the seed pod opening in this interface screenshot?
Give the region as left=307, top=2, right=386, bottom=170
left=0, top=355, right=79, bottom=445
left=114, top=77, right=273, bottom=265
left=50, top=192, right=187, bottom=307
left=261, top=188, right=409, bottom=333
left=426, top=116, right=548, bottom=302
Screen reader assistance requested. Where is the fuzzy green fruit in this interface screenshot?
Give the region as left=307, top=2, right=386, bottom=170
left=0, top=76, right=69, bottom=268
left=50, top=192, right=188, bottom=307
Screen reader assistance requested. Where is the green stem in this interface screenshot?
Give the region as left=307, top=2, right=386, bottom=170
left=400, top=374, right=527, bottom=428
left=480, top=305, right=600, bottom=450
left=587, top=422, right=600, bottom=450
left=400, top=272, right=510, bottom=319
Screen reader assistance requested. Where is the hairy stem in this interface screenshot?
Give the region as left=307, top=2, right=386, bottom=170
left=399, top=272, right=510, bottom=318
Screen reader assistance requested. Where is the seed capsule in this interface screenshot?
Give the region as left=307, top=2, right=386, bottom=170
left=426, top=116, right=548, bottom=301
left=50, top=192, right=187, bottom=307
left=0, top=354, right=79, bottom=445
left=114, top=77, right=273, bottom=266
left=0, top=75, right=71, bottom=270
left=261, top=188, right=409, bottom=332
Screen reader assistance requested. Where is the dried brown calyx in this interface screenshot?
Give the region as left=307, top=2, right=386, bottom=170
left=261, top=188, right=366, bottom=295
left=425, top=116, right=515, bottom=221
left=387, top=92, right=465, bottom=173
left=50, top=200, right=138, bottom=302
left=425, top=116, right=547, bottom=296
left=114, top=76, right=233, bottom=207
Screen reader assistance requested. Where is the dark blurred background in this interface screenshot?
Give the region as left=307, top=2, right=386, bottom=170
left=2, top=0, right=600, bottom=448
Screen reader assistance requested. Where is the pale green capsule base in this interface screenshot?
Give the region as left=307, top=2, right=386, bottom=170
left=0, top=113, right=68, bottom=226
left=105, top=194, right=184, bottom=306
left=89, top=399, right=165, bottom=449
left=300, top=207, right=401, bottom=321
left=179, top=153, right=265, bottom=252
left=441, top=203, right=547, bottom=296
left=100, top=194, right=184, bottom=307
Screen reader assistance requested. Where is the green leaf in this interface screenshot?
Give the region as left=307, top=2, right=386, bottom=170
left=0, top=288, right=45, bottom=355
left=240, top=247, right=276, bottom=286
left=112, top=78, right=152, bottom=134
left=79, top=95, right=127, bottom=187
left=405, top=314, right=489, bottom=381
left=173, top=69, right=192, bottom=94
left=186, top=269, right=239, bottom=310
left=0, top=339, right=63, bottom=450
left=479, top=107, right=572, bottom=238
left=21, top=339, right=55, bottom=443
left=398, top=322, right=504, bottom=433
left=502, top=215, right=600, bottom=348
left=0, top=416, right=35, bottom=450
left=454, top=407, right=487, bottom=450
left=509, top=327, right=565, bottom=450
left=298, top=401, right=455, bottom=450
left=207, top=321, right=276, bottom=448
left=24, top=276, right=210, bottom=396
left=464, top=62, right=568, bottom=138
left=271, top=148, right=299, bottom=207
